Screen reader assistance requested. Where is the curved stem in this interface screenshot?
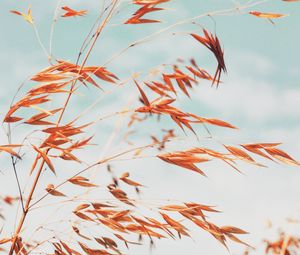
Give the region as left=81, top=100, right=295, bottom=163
left=11, top=156, right=25, bottom=213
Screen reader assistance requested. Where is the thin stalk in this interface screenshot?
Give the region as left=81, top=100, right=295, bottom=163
left=33, top=24, right=51, bottom=61
left=11, top=157, right=25, bottom=213
left=49, top=0, right=63, bottom=62
left=75, top=0, right=109, bottom=65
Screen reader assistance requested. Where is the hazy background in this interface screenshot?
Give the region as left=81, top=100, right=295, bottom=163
left=0, top=0, right=300, bottom=254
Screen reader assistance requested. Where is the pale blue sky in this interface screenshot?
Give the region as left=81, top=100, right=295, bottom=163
left=0, top=1, right=300, bottom=254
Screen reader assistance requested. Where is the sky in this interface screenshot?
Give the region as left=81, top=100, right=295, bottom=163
left=0, top=0, right=300, bottom=254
